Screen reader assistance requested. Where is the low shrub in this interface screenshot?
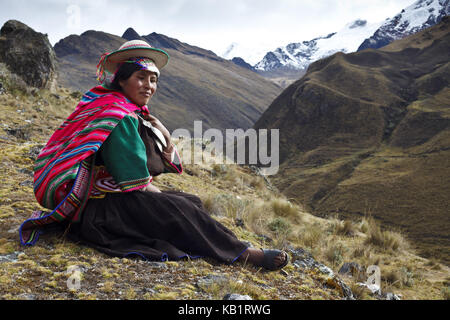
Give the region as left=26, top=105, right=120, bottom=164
left=271, top=198, right=298, bottom=219
left=364, top=218, right=406, bottom=252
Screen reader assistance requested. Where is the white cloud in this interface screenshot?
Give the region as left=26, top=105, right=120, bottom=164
left=0, top=0, right=416, bottom=55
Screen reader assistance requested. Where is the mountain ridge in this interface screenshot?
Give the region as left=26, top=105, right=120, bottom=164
left=253, top=17, right=450, bottom=265
left=223, top=0, right=449, bottom=86
left=358, top=0, right=450, bottom=50
left=54, top=27, right=282, bottom=134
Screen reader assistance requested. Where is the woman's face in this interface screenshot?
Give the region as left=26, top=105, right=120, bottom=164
left=119, top=70, right=158, bottom=106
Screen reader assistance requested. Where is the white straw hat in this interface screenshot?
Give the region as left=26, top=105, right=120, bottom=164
left=96, top=40, right=169, bottom=82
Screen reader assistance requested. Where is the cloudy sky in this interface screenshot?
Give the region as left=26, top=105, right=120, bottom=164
left=1, top=0, right=415, bottom=57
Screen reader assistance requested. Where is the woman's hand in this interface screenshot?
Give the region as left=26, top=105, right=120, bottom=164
left=146, top=114, right=171, bottom=147
left=141, top=183, right=162, bottom=193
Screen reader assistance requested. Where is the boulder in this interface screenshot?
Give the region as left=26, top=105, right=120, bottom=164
left=0, top=20, right=57, bottom=90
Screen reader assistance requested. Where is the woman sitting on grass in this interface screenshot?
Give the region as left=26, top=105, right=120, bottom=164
left=19, top=40, right=288, bottom=271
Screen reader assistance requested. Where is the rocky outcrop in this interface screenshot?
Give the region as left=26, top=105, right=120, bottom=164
left=231, top=57, right=255, bottom=71
left=0, top=20, right=57, bottom=90
left=288, top=247, right=355, bottom=300
left=122, top=27, right=145, bottom=41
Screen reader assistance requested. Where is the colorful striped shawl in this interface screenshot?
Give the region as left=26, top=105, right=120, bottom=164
left=19, top=85, right=148, bottom=245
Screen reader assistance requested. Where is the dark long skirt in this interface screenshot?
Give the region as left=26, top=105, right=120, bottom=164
left=67, top=190, right=249, bottom=263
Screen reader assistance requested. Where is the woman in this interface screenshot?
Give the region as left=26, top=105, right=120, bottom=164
left=20, top=40, right=288, bottom=271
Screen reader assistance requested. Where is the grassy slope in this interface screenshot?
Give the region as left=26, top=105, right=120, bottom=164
left=255, top=18, right=450, bottom=266
left=0, top=80, right=448, bottom=300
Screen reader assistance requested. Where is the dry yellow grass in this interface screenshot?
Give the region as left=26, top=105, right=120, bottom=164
left=0, top=80, right=449, bottom=300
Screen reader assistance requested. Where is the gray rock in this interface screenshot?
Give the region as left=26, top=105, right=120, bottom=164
left=27, top=144, right=44, bottom=161
left=197, top=274, right=228, bottom=289
left=385, top=292, right=401, bottom=300
left=18, top=168, right=33, bottom=176
left=289, top=246, right=354, bottom=300
left=6, top=125, right=32, bottom=140
left=19, top=179, right=33, bottom=187
left=146, top=261, right=168, bottom=269
left=0, top=135, right=12, bottom=141
left=223, top=293, right=252, bottom=300
left=293, top=259, right=312, bottom=270
left=0, top=251, right=20, bottom=263
left=331, top=276, right=355, bottom=300
left=7, top=226, right=19, bottom=234
left=142, top=288, right=157, bottom=295
left=17, top=293, right=36, bottom=300
left=338, top=262, right=364, bottom=277
left=0, top=20, right=57, bottom=89
left=257, top=234, right=273, bottom=244
left=288, top=247, right=314, bottom=261
left=317, top=264, right=334, bottom=277
left=290, top=247, right=325, bottom=271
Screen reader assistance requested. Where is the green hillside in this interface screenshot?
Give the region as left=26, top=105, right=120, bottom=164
left=254, top=17, right=450, bottom=266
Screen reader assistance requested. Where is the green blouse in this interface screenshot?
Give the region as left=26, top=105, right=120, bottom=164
left=96, top=112, right=183, bottom=192
left=97, top=113, right=151, bottom=191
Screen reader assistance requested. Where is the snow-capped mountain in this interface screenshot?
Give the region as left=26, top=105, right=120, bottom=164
left=254, top=19, right=382, bottom=72
left=222, top=0, right=449, bottom=75
left=221, top=42, right=273, bottom=66
left=358, top=0, right=450, bottom=50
